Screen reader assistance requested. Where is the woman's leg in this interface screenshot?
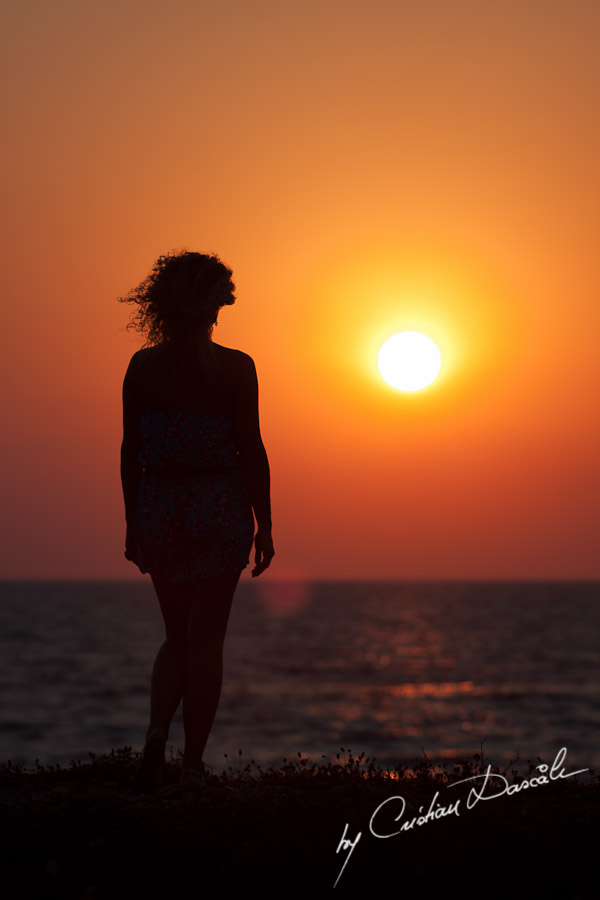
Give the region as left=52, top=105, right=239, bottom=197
left=182, top=571, right=241, bottom=770
left=147, top=575, right=193, bottom=743
left=130, top=577, right=192, bottom=788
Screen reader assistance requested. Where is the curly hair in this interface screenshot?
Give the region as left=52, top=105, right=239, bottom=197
left=119, top=251, right=238, bottom=384
left=118, top=250, right=235, bottom=348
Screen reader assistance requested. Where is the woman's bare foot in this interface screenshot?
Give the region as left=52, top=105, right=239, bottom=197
left=179, top=765, right=207, bottom=789
left=157, top=764, right=206, bottom=797
left=129, top=727, right=167, bottom=791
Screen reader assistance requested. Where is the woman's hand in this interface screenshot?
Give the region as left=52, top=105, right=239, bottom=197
left=252, top=529, right=274, bottom=577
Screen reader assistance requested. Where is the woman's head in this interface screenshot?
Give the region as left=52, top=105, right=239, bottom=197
left=118, top=250, right=236, bottom=348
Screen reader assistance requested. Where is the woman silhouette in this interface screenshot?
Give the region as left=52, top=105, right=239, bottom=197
left=119, top=251, right=274, bottom=790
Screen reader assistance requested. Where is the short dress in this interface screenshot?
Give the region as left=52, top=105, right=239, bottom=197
left=130, top=409, right=255, bottom=583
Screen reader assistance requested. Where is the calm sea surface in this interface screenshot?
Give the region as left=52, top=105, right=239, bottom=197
left=1, top=580, right=598, bottom=773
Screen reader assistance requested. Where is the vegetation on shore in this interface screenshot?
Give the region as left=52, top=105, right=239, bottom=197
left=1, top=745, right=597, bottom=899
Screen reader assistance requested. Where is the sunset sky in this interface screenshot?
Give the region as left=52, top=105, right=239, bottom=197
left=2, top=0, right=599, bottom=580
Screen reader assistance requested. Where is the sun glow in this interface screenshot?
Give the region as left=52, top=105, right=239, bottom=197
left=377, top=331, right=442, bottom=391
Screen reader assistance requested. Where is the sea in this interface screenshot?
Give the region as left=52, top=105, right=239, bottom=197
left=1, top=580, right=598, bottom=775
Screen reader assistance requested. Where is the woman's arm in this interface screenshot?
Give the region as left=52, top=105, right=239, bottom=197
left=120, top=355, right=143, bottom=559
left=232, top=352, right=274, bottom=575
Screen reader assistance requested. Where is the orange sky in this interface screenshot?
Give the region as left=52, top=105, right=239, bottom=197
left=2, top=0, right=599, bottom=580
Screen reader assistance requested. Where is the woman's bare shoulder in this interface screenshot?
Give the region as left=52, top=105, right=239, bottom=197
left=129, top=345, right=158, bottom=364
left=213, top=343, right=256, bottom=374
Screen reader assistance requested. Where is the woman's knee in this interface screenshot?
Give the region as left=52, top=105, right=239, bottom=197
left=165, top=631, right=188, bottom=650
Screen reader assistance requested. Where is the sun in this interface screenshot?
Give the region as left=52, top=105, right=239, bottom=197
left=377, top=331, right=442, bottom=391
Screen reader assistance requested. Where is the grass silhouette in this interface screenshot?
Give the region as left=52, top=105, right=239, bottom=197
left=1, top=745, right=596, bottom=898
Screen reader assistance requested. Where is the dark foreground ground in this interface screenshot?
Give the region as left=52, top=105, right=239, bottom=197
left=1, top=746, right=597, bottom=900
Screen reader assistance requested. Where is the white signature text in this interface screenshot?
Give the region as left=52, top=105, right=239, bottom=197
left=333, top=747, right=587, bottom=888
